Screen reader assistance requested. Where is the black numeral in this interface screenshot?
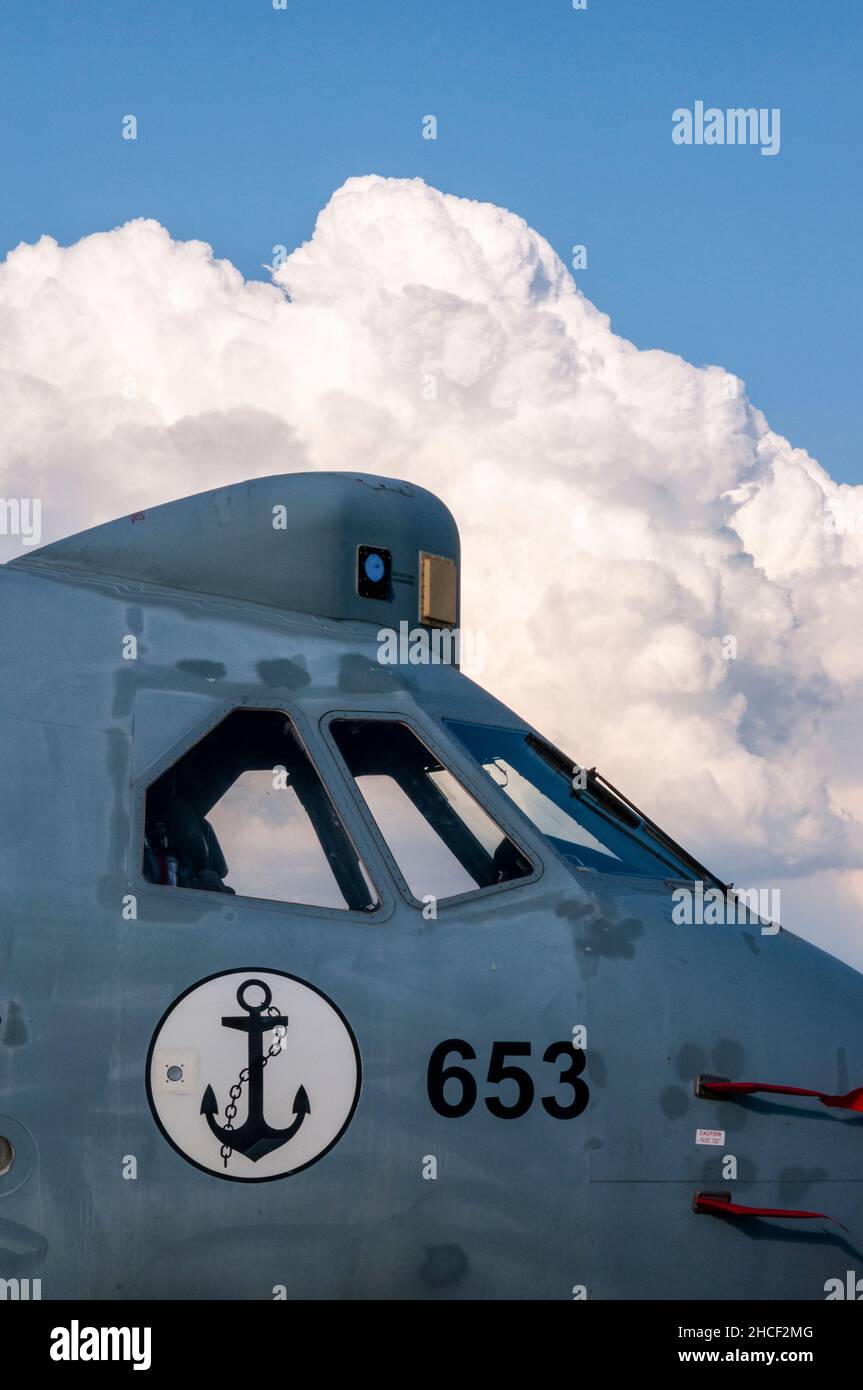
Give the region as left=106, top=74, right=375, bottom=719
left=427, top=1039, right=478, bottom=1118
left=541, top=1041, right=589, bottom=1119
left=485, top=1042, right=534, bottom=1119
left=427, top=1038, right=589, bottom=1120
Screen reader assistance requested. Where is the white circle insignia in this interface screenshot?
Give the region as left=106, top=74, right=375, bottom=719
left=146, top=970, right=362, bottom=1181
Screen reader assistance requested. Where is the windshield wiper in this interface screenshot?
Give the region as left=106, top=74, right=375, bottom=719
left=525, top=732, right=724, bottom=888
left=526, top=733, right=640, bottom=827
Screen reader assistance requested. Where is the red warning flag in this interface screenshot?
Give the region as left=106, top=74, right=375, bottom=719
left=700, top=1079, right=863, bottom=1112
left=694, top=1194, right=832, bottom=1221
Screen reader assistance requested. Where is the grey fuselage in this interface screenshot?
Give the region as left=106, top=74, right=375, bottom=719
left=1, top=472, right=861, bottom=1301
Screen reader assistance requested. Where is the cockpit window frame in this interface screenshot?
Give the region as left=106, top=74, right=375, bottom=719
left=130, top=696, right=395, bottom=925
left=319, top=709, right=544, bottom=913
left=443, top=717, right=726, bottom=887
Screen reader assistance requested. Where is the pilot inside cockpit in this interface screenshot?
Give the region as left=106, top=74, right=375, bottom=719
left=141, top=709, right=380, bottom=906
left=144, top=796, right=236, bottom=894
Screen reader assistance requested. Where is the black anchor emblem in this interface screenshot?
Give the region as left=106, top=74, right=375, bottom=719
left=200, top=979, right=310, bottom=1164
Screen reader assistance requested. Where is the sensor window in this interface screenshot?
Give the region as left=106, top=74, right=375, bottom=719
left=357, top=545, right=392, bottom=600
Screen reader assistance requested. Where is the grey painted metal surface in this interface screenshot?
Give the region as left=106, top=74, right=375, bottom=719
left=23, top=471, right=460, bottom=630
left=1, top=472, right=861, bottom=1300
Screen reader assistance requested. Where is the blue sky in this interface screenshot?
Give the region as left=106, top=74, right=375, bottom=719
left=1, top=0, right=860, bottom=481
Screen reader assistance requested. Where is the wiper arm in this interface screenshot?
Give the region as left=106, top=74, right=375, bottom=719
left=525, top=732, right=724, bottom=888
left=525, top=733, right=640, bottom=827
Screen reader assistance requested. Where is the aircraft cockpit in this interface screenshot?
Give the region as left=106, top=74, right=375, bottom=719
left=141, top=709, right=535, bottom=909
left=141, top=698, right=717, bottom=916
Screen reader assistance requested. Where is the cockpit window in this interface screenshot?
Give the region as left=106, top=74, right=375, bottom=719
left=143, top=709, right=378, bottom=911
left=329, top=719, right=533, bottom=902
left=445, top=720, right=705, bottom=881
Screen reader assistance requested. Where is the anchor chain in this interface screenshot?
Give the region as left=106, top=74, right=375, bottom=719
left=219, top=1005, right=287, bottom=1169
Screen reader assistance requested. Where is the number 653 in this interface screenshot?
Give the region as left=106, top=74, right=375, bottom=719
left=427, top=1039, right=589, bottom=1120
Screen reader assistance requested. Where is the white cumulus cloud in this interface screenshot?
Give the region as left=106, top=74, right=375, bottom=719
left=1, top=174, right=861, bottom=960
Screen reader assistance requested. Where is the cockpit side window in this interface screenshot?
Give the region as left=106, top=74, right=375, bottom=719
left=328, top=719, right=533, bottom=903
left=445, top=720, right=709, bottom=881
left=143, top=709, right=378, bottom=912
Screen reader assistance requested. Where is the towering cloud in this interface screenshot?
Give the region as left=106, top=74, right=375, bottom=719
left=1, top=175, right=860, bottom=958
